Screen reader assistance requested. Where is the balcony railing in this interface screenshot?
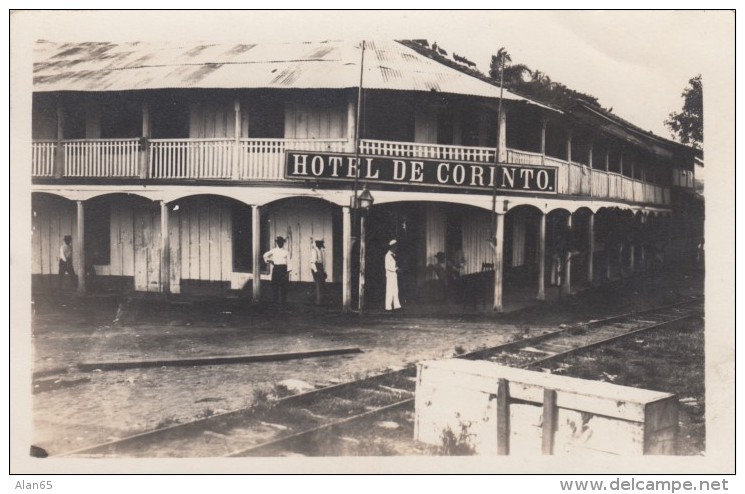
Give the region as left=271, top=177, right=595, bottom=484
left=32, top=138, right=671, bottom=206
left=32, top=140, right=56, bottom=177
left=65, top=139, right=140, bottom=177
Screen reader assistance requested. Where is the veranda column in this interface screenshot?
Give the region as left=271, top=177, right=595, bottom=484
left=540, top=117, right=548, bottom=165
left=493, top=212, right=505, bottom=312
left=342, top=206, right=352, bottom=312
left=629, top=215, right=636, bottom=273
left=139, top=102, right=150, bottom=179
left=588, top=142, right=594, bottom=197
left=76, top=200, right=85, bottom=293
left=498, top=108, right=508, bottom=162
left=536, top=212, right=546, bottom=301
left=251, top=205, right=261, bottom=303
left=640, top=214, right=647, bottom=267
left=346, top=96, right=357, bottom=153
left=55, top=104, right=64, bottom=178
left=232, top=98, right=241, bottom=180
left=160, top=201, right=170, bottom=294
left=563, top=213, right=573, bottom=296
left=587, top=212, right=595, bottom=284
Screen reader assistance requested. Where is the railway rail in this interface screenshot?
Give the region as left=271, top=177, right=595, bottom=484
left=57, top=297, right=702, bottom=458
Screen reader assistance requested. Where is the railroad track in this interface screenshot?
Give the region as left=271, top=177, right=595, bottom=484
left=57, top=297, right=702, bottom=458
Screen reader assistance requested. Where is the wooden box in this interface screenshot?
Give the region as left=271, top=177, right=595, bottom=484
left=415, top=359, right=678, bottom=455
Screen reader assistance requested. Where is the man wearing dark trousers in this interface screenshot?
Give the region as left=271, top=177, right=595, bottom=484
left=263, top=236, right=291, bottom=304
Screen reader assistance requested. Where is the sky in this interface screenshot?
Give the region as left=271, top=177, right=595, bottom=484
left=11, top=10, right=732, bottom=141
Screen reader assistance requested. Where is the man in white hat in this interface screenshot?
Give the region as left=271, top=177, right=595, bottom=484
left=384, top=239, right=402, bottom=311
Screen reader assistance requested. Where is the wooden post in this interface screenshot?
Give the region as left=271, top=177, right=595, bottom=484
left=587, top=212, right=595, bottom=284
left=540, top=117, right=548, bottom=165
left=160, top=201, right=170, bottom=294
left=140, top=102, right=150, bottom=179
left=629, top=218, right=636, bottom=272
left=563, top=214, right=572, bottom=296
left=251, top=205, right=261, bottom=303
left=358, top=212, right=367, bottom=312
left=588, top=142, right=594, bottom=197
left=55, top=104, right=64, bottom=178
left=496, top=378, right=510, bottom=455
left=76, top=200, right=85, bottom=293
left=542, top=388, right=558, bottom=455
left=493, top=212, right=505, bottom=312
left=232, top=98, right=241, bottom=180
left=342, top=206, right=352, bottom=312
left=537, top=212, right=546, bottom=301
left=606, top=149, right=611, bottom=198
left=498, top=108, right=508, bottom=163
left=346, top=95, right=357, bottom=153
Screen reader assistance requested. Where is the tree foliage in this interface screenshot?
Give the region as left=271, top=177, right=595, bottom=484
left=487, top=49, right=600, bottom=110
left=665, top=75, right=703, bottom=149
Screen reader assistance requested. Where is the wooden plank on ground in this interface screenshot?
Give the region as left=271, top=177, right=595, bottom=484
left=78, top=347, right=364, bottom=371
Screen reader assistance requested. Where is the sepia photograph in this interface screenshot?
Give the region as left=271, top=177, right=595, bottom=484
left=8, top=9, right=735, bottom=479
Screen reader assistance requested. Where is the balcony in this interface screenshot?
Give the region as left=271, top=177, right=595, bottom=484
left=32, top=138, right=670, bottom=206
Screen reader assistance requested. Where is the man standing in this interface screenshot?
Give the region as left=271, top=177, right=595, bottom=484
left=310, top=239, right=326, bottom=305
left=58, top=235, right=75, bottom=289
left=263, top=236, right=291, bottom=304
left=384, top=239, right=401, bottom=311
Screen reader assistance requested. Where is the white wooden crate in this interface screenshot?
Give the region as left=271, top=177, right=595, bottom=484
left=415, top=359, right=678, bottom=456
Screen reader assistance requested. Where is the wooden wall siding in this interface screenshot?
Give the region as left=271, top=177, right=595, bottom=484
left=266, top=201, right=334, bottom=283
left=190, top=102, right=249, bottom=138
left=32, top=105, right=57, bottom=140
left=85, top=105, right=101, bottom=139
left=133, top=204, right=162, bottom=292
left=425, top=204, right=446, bottom=280
left=461, top=210, right=495, bottom=275
left=284, top=102, right=346, bottom=139
left=414, top=105, right=438, bottom=144
left=178, top=198, right=233, bottom=284
left=31, top=201, right=76, bottom=275
left=98, top=203, right=135, bottom=277
left=512, top=214, right=527, bottom=267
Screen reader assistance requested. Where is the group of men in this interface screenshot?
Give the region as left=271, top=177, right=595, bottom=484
left=56, top=233, right=405, bottom=311
left=263, top=236, right=403, bottom=311
left=261, top=236, right=328, bottom=306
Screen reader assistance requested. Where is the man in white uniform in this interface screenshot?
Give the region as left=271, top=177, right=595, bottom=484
left=384, top=239, right=401, bottom=311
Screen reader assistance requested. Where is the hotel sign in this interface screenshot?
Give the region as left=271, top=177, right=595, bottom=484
left=285, top=152, right=558, bottom=194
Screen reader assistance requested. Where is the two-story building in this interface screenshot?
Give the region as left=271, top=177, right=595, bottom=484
left=30, top=39, right=701, bottom=311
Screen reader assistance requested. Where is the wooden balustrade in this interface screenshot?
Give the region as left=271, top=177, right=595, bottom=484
left=31, top=141, right=56, bottom=177
left=32, top=138, right=672, bottom=206
left=63, top=139, right=140, bottom=177
left=360, top=139, right=495, bottom=162
left=505, top=149, right=543, bottom=166
left=238, top=138, right=348, bottom=180
left=150, top=139, right=233, bottom=179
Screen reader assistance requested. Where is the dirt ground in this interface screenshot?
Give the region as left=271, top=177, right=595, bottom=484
left=28, top=267, right=704, bottom=456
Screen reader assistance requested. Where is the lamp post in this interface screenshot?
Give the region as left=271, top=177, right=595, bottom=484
left=353, top=185, right=374, bottom=313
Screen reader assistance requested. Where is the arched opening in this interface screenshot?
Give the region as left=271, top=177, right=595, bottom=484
left=31, top=193, right=77, bottom=291
left=167, top=194, right=256, bottom=296
left=364, top=200, right=495, bottom=310
left=82, top=193, right=157, bottom=293
left=503, top=204, right=544, bottom=299
left=260, top=196, right=342, bottom=305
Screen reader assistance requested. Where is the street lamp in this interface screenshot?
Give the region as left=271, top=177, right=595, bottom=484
left=353, top=185, right=374, bottom=313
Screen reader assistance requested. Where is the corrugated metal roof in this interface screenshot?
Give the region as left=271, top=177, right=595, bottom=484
left=33, top=39, right=549, bottom=108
